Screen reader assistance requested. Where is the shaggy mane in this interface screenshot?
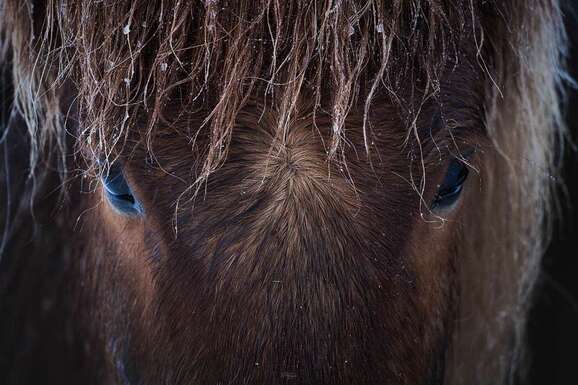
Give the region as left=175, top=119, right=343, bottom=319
left=3, top=1, right=480, bottom=180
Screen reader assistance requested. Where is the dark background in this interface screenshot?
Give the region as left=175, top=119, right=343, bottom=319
left=527, top=2, right=578, bottom=384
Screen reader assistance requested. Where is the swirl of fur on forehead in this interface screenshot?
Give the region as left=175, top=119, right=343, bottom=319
left=0, top=0, right=568, bottom=384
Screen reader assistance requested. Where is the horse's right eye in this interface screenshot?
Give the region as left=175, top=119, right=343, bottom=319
left=431, top=158, right=470, bottom=211
left=102, top=164, right=144, bottom=216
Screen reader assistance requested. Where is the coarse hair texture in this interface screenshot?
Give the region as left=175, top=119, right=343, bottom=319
left=0, top=0, right=568, bottom=383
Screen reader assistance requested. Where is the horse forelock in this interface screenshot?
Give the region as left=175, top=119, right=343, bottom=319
left=4, top=1, right=484, bottom=178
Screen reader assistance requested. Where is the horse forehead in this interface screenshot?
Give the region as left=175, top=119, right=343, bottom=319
left=152, top=114, right=420, bottom=270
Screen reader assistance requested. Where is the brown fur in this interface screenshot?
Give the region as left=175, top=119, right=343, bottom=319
left=0, top=1, right=567, bottom=384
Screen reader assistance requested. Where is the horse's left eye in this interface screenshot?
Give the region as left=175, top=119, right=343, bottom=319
left=101, top=164, right=143, bottom=216
left=431, top=158, right=470, bottom=210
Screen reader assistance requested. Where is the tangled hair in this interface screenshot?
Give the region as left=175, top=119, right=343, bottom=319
left=0, top=1, right=550, bottom=178
left=0, top=0, right=568, bottom=383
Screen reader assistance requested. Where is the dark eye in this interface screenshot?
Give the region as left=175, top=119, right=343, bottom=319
left=431, top=158, right=470, bottom=210
left=101, top=163, right=144, bottom=216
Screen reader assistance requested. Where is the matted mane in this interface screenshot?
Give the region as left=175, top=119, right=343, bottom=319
left=0, top=1, right=568, bottom=383
left=0, top=2, right=507, bottom=177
